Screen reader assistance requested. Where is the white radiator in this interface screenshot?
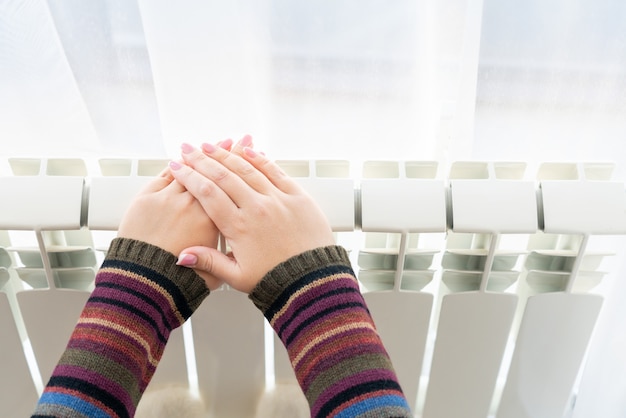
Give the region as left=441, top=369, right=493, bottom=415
left=1, top=158, right=625, bottom=417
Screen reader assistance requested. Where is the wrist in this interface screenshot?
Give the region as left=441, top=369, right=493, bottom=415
left=104, top=238, right=210, bottom=321
left=248, top=245, right=352, bottom=314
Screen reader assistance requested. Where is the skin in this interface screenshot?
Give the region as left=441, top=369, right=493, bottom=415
left=116, top=165, right=222, bottom=290
left=169, top=139, right=336, bottom=293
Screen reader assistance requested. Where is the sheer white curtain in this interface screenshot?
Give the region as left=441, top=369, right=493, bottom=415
left=1, top=0, right=626, bottom=416
left=0, top=0, right=444, bottom=161
left=476, top=2, right=626, bottom=416
left=474, top=0, right=626, bottom=179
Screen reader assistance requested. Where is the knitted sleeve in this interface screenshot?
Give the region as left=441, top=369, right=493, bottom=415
left=32, top=238, right=210, bottom=418
left=249, top=246, right=412, bottom=418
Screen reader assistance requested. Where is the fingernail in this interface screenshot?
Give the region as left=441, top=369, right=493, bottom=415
left=219, top=138, right=233, bottom=150
left=202, top=142, right=217, bottom=154
left=169, top=160, right=182, bottom=170
left=243, top=147, right=257, bottom=158
left=177, top=253, right=197, bottom=266
left=181, top=143, right=194, bottom=154
left=239, top=135, right=253, bottom=148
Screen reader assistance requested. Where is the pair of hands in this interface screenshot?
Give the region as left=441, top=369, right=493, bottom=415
left=117, top=136, right=335, bottom=293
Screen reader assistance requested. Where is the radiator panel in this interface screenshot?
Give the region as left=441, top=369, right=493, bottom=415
left=1, top=158, right=624, bottom=417
left=0, top=292, right=39, bottom=416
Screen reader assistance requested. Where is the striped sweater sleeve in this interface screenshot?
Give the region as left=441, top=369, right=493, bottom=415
left=249, top=246, right=412, bottom=418
left=32, top=238, right=210, bottom=418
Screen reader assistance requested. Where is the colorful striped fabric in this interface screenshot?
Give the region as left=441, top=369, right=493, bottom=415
left=33, top=240, right=410, bottom=417
left=32, top=238, right=210, bottom=418
left=249, top=245, right=412, bottom=418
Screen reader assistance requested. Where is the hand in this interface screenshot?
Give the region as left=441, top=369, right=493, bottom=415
left=169, top=141, right=335, bottom=293
left=117, top=167, right=222, bottom=290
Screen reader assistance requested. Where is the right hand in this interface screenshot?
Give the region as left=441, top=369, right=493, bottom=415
left=169, top=141, right=336, bottom=293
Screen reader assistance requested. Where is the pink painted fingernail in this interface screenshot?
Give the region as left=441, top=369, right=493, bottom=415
left=202, top=143, right=216, bottom=154
left=219, top=138, right=233, bottom=150
left=181, top=143, right=194, bottom=154
left=177, top=253, right=197, bottom=266
left=244, top=147, right=257, bottom=158
left=169, top=160, right=182, bottom=170
left=239, top=135, right=253, bottom=147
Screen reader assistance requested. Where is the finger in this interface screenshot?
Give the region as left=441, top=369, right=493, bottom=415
left=181, top=143, right=258, bottom=205
left=177, top=246, right=244, bottom=291
left=217, top=138, right=233, bottom=151
left=177, top=251, right=223, bottom=291
left=239, top=146, right=304, bottom=195
left=164, top=178, right=187, bottom=193
left=201, top=142, right=277, bottom=195
left=231, top=134, right=253, bottom=156
left=157, top=165, right=174, bottom=180
left=168, top=161, right=240, bottom=233
left=153, top=161, right=187, bottom=193
left=182, top=143, right=272, bottom=205
left=138, top=169, right=174, bottom=194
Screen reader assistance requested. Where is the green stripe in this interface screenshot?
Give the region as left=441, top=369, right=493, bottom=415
left=305, top=352, right=395, bottom=406
left=58, top=348, right=143, bottom=406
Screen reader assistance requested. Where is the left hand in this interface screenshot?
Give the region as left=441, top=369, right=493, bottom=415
left=117, top=166, right=222, bottom=290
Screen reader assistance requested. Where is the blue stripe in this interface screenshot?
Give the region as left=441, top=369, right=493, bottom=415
left=334, top=394, right=411, bottom=418
left=37, top=392, right=111, bottom=417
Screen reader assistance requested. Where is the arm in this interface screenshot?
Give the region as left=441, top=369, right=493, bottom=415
left=171, top=142, right=412, bottom=417
left=33, top=239, right=209, bottom=418
left=250, top=247, right=411, bottom=417
left=33, top=169, right=218, bottom=418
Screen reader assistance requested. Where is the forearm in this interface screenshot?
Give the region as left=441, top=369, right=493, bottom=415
left=32, top=238, right=210, bottom=418
left=250, top=246, right=412, bottom=418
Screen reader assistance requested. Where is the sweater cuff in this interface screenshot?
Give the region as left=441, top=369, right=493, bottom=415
left=248, top=245, right=352, bottom=314
left=105, top=237, right=210, bottom=314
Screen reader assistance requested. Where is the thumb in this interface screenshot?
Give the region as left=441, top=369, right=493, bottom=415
left=177, top=246, right=240, bottom=289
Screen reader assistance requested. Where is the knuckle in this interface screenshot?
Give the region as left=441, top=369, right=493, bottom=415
left=212, top=167, right=230, bottom=182
left=250, top=200, right=271, bottom=218
left=264, top=160, right=285, bottom=178
left=200, top=252, right=214, bottom=273
left=239, top=161, right=255, bottom=177
left=221, top=152, right=236, bottom=165
left=230, top=212, right=249, bottom=234
left=198, top=182, right=214, bottom=197
left=222, top=153, right=255, bottom=177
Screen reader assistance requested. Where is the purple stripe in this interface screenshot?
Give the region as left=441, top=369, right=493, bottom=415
left=79, top=301, right=170, bottom=352
left=290, top=314, right=377, bottom=351
left=69, top=322, right=161, bottom=375
left=52, top=364, right=135, bottom=413
left=300, top=342, right=391, bottom=390
left=97, top=271, right=180, bottom=329
left=279, top=290, right=369, bottom=345
left=292, top=324, right=384, bottom=383
left=271, top=275, right=360, bottom=332
left=312, top=368, right=402, bottom=417
left=85, top=296, right=170, bottom=344
left=93, top=284, right=166, bottom=325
